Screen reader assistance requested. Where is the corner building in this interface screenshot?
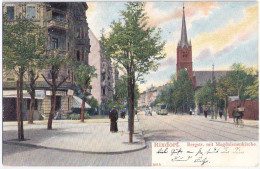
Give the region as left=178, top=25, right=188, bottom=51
left=3, top=2, right=90, bottom=121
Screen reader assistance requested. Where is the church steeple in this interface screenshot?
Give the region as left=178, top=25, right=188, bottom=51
left=179, top=3, right=189, bottom=48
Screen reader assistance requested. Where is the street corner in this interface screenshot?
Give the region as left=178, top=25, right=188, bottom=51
left=3, top=119, right=147, bottom=154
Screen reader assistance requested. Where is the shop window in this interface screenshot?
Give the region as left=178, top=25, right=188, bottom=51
left=27, top=99, right=38, bottom=110
left=55, top=96, right=61, bottom=111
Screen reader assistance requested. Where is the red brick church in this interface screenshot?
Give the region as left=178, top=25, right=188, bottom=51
left=177, top=5, right=228, bottom=90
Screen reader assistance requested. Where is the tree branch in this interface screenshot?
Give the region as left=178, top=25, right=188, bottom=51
left=57, top=76, right=69, bottom=89
left=41, top=74, right=53, bottom=87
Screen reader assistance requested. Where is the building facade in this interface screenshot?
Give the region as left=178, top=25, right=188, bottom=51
left=3, top=2, right=90, bottom=121
left=88, top=29, right=115, bottom=114
left=138, top=84, right=168, bottom=108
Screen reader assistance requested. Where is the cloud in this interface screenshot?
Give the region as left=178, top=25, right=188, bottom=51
left=145, top=2, right=219, bottom=27
left=196, top=48, right=212, bottom=60
left=86, top=2, right=97, bottom=15
left=192, top=5, right=258, bottom=60
left=163, top=4, right=258, bottom=62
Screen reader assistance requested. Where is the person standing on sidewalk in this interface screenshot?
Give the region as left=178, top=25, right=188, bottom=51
left=204, top=107, right=208, bottom=118
left=219, top=109, right=223, bottom=119
left=109, top=107, right=118, bottom=132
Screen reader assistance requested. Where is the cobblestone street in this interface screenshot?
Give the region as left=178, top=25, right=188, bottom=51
left=2, top=111, right=258, bottom=166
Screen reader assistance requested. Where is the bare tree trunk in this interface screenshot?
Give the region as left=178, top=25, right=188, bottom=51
left=128, top=75, right=133, bottom=143
left=224, top=96, right=227, bottom=121
left=17, top=80, right=21, bottom=141
left=48, top=89, right=56, bottom=129
left=28, top=90, right=35, bottom=124
left=19, top=70, right=24, bottom=140
left=81, top=91, right=86, bottom=122
left=132, top=77, right=135, bottom=133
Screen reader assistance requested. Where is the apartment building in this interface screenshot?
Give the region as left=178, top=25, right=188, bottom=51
left=3, top=2, right=90, bottom=121
left=88, top=29, right=115, bottom=114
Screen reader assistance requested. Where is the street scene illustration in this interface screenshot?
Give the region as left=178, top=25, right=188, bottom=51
left=2, top=1, right=258, bottom=166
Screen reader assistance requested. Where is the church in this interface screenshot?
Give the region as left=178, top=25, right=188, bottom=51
left=177, top=5, right=228, bottom=90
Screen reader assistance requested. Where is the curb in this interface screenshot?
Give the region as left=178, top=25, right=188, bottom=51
left=3, top=140, right=147, bottom=155
left=209, top=119, right=258, bottom=128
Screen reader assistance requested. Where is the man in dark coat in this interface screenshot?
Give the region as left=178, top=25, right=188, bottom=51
left=204, top=107, right=208, bottom=118
left=109, top=107, right=118, bottom=132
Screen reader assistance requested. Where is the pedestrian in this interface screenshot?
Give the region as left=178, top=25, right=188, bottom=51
left=149, top=107, right=152, bottom=116
left=204, top=107, right=208, bottom=118
left=120, top=111, right=126, bottom=119
left=219, top=110, right=223, bottom=119
left=109, top=107, right=118, bottom=132
left=232, top=106, right=240, bottom=124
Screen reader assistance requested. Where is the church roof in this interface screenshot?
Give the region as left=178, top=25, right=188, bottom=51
left=178, top=5, right=190, bottom=48
left=193, top=71, right=230, bottom=87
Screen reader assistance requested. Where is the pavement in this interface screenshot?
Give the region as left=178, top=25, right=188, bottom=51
left=3, top=111, right=258, bottom=166
left=3, top=115, right=146, bottom=154
left=207, top=116, right=259, bottom=128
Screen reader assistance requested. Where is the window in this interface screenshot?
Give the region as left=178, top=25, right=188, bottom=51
left=67, top=43, right=70, bottom=51
left=7, top=77, right=14, bottom=81
left=81, top=50, right=84, bottom=61
left=51, top=38, right=58, bottom=49
left=6, top=6, right=14, bottom=20
left=67, top=69, right=70, bottom=80
left=77, top=51, right=80, bottom=61
left=103, top=88, right=106, bottom=95
left=27, top=6, right=36, bottom=19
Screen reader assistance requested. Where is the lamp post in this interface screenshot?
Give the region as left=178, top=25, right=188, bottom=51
left=211, top=64, right=215, bottom=119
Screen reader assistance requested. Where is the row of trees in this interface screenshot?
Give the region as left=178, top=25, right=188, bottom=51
left=196, top=63, right=258, bottom=118
left=153, top=69, right=194, bottom=113
left=3, top=14, right=96, bottom=140
left=153, top=63, right=258, bottom=117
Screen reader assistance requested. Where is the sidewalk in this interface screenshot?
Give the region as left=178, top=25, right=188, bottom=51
left=207, top=116, right=259, bottom=128
left=3, top=115, right=146, bottom=154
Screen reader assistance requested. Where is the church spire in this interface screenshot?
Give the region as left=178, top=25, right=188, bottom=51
left=179, top=3, right=189, bottom=48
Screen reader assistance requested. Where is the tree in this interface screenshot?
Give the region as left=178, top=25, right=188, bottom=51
left=86, top=97, right=99, bottom=109
left=227, top=63, right=256, bottom=100
left=100, top=2, right=165, bottom=142
left=26, top=31, right=46, bottom=124
left=75, top=64, right=97, bottom=122
left=41, top=49, right=70, bottom=129
left=3, top=14, right=46, bottom=140
left=113, top=75, right=140, bottom=109
left=245, top=77, right=258, bottom=100
left=215, top=76, right=236, bottom=120
left=195, top=81, right=212, bottom=106
left=156, top=70, right=194, bottom=113
left=174, top=69, right=194, bottom=112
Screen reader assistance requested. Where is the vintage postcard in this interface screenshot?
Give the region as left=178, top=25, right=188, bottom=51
left=1, top=0, right=259, bottom=167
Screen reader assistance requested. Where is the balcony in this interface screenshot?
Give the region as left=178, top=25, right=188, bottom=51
left=47, top=49, right=68, bottom=58
left=75, top=38, right=89, bottom=46
left=47, top=19, right=68, bottom=31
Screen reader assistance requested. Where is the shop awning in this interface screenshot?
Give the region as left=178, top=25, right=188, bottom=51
left=72, top=96, right=91, bottom=109
left=3, top=90, right=45, bottom=99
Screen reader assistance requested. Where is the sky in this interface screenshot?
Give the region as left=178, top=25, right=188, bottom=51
left=86, top=1, right=258, bottom=92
